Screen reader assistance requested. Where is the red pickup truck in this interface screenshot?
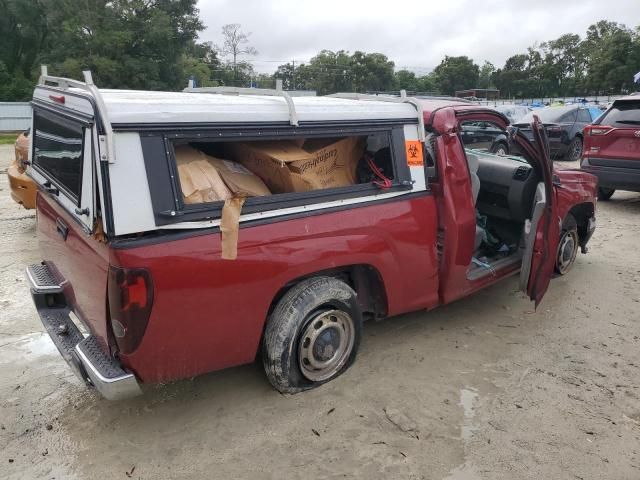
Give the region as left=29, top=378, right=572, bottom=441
left=25, top=71, right=597, bottom=399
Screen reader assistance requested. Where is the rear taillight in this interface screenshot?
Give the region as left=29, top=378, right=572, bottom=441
left=108, top=266, right=154, bottom=354
left=585, top=126, right=611, bottom=136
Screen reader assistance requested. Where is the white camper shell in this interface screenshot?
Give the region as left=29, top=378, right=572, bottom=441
left=30, top=69, right=426, bottom=238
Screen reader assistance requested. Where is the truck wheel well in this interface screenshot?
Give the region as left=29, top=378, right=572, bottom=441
left=567, top=202, right=594, bottom=245
left=268, top=265, right=388, bottom=322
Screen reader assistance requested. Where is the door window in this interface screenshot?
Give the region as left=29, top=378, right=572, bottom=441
left=577, top=109, right=591, bottom=123
left=460, top=120, right=509, bottom=155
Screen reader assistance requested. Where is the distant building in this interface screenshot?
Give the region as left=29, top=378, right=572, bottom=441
left=455, top=88, right=500, bottom=101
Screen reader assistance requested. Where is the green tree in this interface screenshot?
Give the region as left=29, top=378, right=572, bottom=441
left=274, top=62, right=296, bottom=90
left=305, top=50, right=354, bottom=95
left=0, top=0, right=218, bottom=99
left=478, top=61, right=495, bottom=89
left=393, top=70, right=437, bottom=93
left=393, top=69, right=418, bottom=90
left=254, top=73, right=275, bottom=89
left=494, top=54, right=533, bottom=98
left=216, top=23, right=257, bottom=86
left=350, top=51, right=395, bottom=92
left=0, top=0, right=50, bottom=100
left=434, top=56, right=479, bottom=95
left=416, top=73, right=437, bottom=92
left=582, top=21, right=637, bottom=93
left=213, top=61, right=255, bottom=87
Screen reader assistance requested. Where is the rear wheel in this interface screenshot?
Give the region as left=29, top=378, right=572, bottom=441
left=566, top=137, right=583, bottom=162
left=555, top=214, right=579, bottom=275
left=262, top=276, right=362, bottom=393
left=597, top=187, right=615, bottom=201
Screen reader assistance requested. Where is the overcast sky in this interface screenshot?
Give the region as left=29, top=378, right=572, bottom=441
left=197, top=0, right=640, bottom=75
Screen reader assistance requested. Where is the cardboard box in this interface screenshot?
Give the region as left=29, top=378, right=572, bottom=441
left=175, top=145, right=270, bottom=204
left=228, top=136, right=364, bottom=194
left=175, top=146, right=232, bottom=204
left=205, top=156, right=271, bottom=197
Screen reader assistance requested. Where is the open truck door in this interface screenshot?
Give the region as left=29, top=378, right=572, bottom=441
left=518, top=116, right=560, bottom=306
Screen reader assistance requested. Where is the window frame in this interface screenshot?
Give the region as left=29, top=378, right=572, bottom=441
left=140, top=123, right=414, bottom=226
left=31, top=108, right=87, bottom=206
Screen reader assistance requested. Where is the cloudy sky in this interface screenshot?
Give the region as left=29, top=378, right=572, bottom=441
left=197, top=0, right=640, bottom=74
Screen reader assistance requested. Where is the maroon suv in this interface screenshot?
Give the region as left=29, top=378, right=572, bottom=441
left=581, top=95, right=640, bottom=200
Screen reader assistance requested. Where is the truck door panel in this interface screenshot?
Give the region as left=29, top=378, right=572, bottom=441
left=518, top=119, right=559, bottom=305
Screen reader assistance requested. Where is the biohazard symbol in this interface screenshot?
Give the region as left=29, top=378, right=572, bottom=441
left=405, top=140, right=423, bottom=166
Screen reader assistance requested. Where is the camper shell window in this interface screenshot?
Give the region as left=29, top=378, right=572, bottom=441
left=31, top=109, right=86, bottom=203
left=140, top=125, right=413, bottom=226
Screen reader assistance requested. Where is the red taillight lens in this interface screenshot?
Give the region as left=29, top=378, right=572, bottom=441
left=587, top=127, right=611, bottom=136
left=49, top=94, right=65, bottom=104
left=108, top=266, right=154, bottom=354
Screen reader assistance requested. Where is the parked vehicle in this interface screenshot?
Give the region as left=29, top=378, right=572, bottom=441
left=460, top=120, right=510, bottom=154
left=493, top=105, right=532, bottom=124
left=514, top=105, right=599, bottom=161
left=460, top=105, right=533, bottom=155
left=25, top=70, right=597, bottom=400
left=581, top=95, right=640, bottom=200
left=7, top=129, right=37, bottom=209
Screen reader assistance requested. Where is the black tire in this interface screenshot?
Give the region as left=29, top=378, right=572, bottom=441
left=490, top=142, right=508, bottom=156
left=566, top=137, right=583, bottom=162
left=262, top=276, right=362, bottom=394
left=597, top=187, right=615, bottom=201
left=555, top=214, right=579, bottom=275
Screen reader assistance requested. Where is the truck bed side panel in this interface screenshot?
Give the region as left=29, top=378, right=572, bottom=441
left=114, top=194, right=439, bottom=383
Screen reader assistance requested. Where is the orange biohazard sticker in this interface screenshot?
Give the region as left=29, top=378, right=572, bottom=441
left=405, top=140, right=423, bottom=167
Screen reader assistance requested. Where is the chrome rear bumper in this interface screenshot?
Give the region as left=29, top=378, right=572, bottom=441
left=26, top=264, right=142, bottom=401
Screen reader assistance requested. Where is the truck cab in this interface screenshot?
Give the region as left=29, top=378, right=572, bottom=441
left=25, top=71, right=597, bottom=399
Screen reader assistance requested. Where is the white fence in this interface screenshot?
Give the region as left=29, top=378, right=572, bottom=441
left=0, top=102, right=32, bottom=132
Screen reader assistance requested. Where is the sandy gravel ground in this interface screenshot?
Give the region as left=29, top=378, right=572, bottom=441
left=0, top=143, right=638, bottom=479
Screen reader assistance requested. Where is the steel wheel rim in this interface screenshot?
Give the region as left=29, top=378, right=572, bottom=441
left=557, top=229, right=578, bottom=274
left=298, top=309, right=355, bottom=382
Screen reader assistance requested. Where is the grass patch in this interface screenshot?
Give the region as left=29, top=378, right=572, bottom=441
left=0, top=134, right=18, bottom=145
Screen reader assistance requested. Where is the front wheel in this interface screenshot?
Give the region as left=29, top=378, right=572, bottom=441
left=490, top=142, right=508, bottom=156
left=597, top=187, right=615, bottom=201
left=566, top=137, right=583, bottom=162
left=262, top=276, right=362, bottom=393
left=555, top=214, right=579, bottom=275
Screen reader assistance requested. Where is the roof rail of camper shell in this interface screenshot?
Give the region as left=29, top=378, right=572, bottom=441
left=38, top=65, right=116, bottom=164
left=329, top=91, right=425, bottom=141
left=184, top=81, right=300, bottom=127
